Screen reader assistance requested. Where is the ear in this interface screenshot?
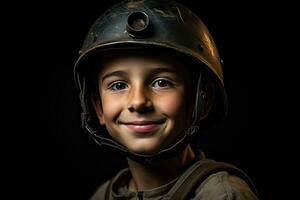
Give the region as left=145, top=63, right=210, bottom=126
left=199, top=81, right=215, bottom=120
left=91, top=94, right=106, bottom=125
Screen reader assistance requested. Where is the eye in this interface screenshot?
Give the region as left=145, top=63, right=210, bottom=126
left=152, top=79, right=173, bottom=89
left=108, top=81, right=128, bottom=91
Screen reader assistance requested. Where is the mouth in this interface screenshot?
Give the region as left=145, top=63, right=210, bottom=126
left=121, top=119, right=165, bottom=133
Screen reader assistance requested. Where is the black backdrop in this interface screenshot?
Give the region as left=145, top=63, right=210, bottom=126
left=24, top=0, right=296, bottom=199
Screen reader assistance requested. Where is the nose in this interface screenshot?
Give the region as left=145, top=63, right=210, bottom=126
left=127, top=86, right=153, bottom=113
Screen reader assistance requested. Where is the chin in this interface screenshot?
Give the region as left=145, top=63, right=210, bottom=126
left=127, top=141, right=162, bottom=155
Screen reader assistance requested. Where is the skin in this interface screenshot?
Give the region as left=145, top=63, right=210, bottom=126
left=92, top=51, right=208, bottom=191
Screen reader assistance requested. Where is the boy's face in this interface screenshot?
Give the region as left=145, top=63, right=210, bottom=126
left=93, top=52, right=192, bottom=155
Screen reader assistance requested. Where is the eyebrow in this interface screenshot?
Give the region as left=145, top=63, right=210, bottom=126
left=101, top=67, right=179, bottom=83
left=150, top=67, right=178, bottom=75
left=101, top=71, right=128, bottom=83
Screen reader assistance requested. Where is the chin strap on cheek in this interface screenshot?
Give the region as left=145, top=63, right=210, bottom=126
left=181, top=68, right=208, bottom=143
left=185, top=69, right=203, bottom=138
left=80, top=78, right=88, bottom=129
left=184, top=125, right=199, bottom=138
left=80, top=77, right=97, bottom=130
left=192, top=70, right=203, bottom=124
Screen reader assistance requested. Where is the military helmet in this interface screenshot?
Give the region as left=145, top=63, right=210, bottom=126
left=74, top=0, right=228, bottom=163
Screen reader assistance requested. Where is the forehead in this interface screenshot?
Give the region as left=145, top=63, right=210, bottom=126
left=98, top=50, right=191, bottom=76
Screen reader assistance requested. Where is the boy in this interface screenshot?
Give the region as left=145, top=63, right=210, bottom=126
left=74, top=0, right=260, bottom=199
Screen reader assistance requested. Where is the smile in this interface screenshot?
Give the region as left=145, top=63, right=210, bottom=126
left=121, top=120, right=165, bottom=133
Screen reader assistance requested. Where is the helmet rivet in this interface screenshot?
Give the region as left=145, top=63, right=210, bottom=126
left=126, top=12, right=150, bottom=38
left=197, top=44, right=204, bottom=51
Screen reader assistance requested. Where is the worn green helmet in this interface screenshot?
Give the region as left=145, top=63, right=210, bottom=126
left=74, top=0, right=227, bottom=163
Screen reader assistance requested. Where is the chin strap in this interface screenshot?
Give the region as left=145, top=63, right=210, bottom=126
left=80, top=69, right=204, bottom=164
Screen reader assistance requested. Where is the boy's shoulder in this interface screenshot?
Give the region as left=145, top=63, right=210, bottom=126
left=167, top=159, right=259, bottom=199
left=90, top=159, right=259, bottom=200
left=193, top=171, right=259, bottom=200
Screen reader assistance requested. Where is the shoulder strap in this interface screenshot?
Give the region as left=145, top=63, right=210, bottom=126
left=104, top=179, right=113, bottom=200
left=163, top=159, right=259, bottom=200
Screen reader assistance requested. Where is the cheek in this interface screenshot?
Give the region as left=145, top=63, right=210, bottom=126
left=101, top=94, right=123, bottom=120
left=157, top=92, right=185, bottom=118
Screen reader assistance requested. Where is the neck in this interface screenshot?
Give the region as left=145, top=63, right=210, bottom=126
left=127, top=145, right=196, bottom=192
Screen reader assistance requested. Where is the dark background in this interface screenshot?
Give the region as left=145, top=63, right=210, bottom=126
left=21, top=0, right=296, bottom=199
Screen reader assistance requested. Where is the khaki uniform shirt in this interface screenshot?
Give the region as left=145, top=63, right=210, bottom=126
left=90, top=159, right=259, bottom=200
